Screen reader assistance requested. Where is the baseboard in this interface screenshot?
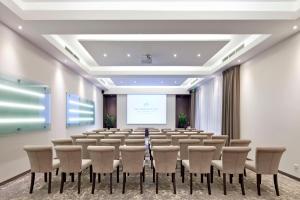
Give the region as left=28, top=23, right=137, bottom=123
left=279, top=170, right=300, bottom=182
left=0, top=170, right=30, bottom=186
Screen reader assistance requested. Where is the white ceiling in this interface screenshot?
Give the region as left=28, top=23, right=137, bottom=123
left=0, top=0, right=299, bottom=92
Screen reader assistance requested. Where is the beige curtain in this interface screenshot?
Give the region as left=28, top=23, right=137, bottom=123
left=222, top=65, right=240, bottom=142
left=190, top=90, right=196, bottom=128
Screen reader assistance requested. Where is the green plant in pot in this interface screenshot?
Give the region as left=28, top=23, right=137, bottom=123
left=104, top=113, right=116, bottom=129
left=178, top=112, right=188, bottom=128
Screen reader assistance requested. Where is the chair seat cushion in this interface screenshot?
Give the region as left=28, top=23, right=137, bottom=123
left=245, top=160, right=256, bottom=172
left=182, top=160, right=190, bottom=171
left=52, top=159, right=60, bottom=169
left=212, top=160, right=223, bottom=171
left=81, top=159, right=92, bottom=170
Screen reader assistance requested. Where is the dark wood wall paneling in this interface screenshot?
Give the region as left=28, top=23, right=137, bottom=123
left=103, top=95, right=117, bottom=128
left=175, top=95, right=191, bottom=128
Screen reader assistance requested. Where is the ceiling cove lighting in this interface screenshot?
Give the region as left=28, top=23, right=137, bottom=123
left=68, top=109, right=94, bottom=115
left=0, top=84, right=45, bottom=98
left=68, top=117, right=94, bottom=122
left=0, top=101, right=45, bottom=110
left=69, top=100, right=94, bottom=108
left=0, top=118, right=46, bottom=124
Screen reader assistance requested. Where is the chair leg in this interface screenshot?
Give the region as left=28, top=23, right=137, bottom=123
left=172, top=173, right=176, bottom=194
left=207, top=173, right=211, bottom=195
left=140, top=172, right=143, bottom=194
left=71, top=173, right=74, bottom=182
left=210, top=166, right=214, bottom=183
left=182, top=165, right=185, bottom=183
left=117, top=166, right=119, bottom=183
left=223, top=173, right=227, bottom=195
left=29, top=172, right=35, bottom=194
left=143, top=167, right=145, bottom=182
left=239, top=174, right=245, bottom=195
left=60, top=172, right=65, bottom=194
left=92, top=173, right=96, bottom=194
left=78, top=172, right=81, bottom=194
left=122, top=173, right=126, bottom=194
left=274, top=174, right=280, bottom=196
left=190, top=173, right=193, bottom=194
left=44, top=172, right=47, bottom=182
left=256, top=174, right=261, bottom=196
left=48, top=172, right=52, bottom=194
left=56, top=168, right=59, bottom=176
left=98, top=173, right=101, bottom=183
left=218, top=170, right=221, bottom=177
left=153, top=167, right=155, bottom=183
left=156, top=173, right=159, bottom=194
left=244, top=168, right=247, bottom=177
left=110, top=173, right=113, bottom=194
left=230, top=174, right=233, bottom=184
left=89, top=165, right=93, bottom=183
left=180, top=160, right=183, bottom=177
left=201, top=174, right=203, bottom=183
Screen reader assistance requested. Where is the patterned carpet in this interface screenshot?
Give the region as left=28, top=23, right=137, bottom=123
left=1, top=160, right=300, bottom=200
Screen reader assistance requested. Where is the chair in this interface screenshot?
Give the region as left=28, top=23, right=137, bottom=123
left=178, top=139, right=201, bottom=182
left=87, top=135, right=105, bottom=145
left=200, top=133, right=214, bottom=139
left=75, top=139, right=97, bottom=159
left=149, top=139, right=172, bottom=168
left=55, top=145, right=92, bottom=194
left=125, top=139, right=145, bottom=146
left=203, top=139, right=226, bottom=182
left=51, top=139, right=73, bottom=146
left=108, top=134, right=126, bottom=145
left=127, top=135, right=145, bottom=139
left=109, top=128, right=119, bottom=132
left=149, top=135, right=167, bottom=140
left=212, top=147, right=251, bottom=195
left=100, top=139, right=121, bottom=160
left=120, top=146, right=145, bottom=194
left=245, top=147, right=286, bottom=196
left=70, top=135, right=87, bottom=144
left=88, top=146, right=120, bottom=194
left=171, top=135, right=189, bottom=146
left=212, top=135, right=229, bottom=145
left=182, top=146, right=216, bottom=195
left=152, top=146, right=179, bottom=194
left=24, top=145, right=60, bottom=194
left=230, top=139, right=251, bottom=147
left=190, top=135, right=208, bottom=144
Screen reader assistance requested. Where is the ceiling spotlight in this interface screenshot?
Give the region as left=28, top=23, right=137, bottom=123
left=133, top=81, right=137, bottom=83
left=173, top=54, right=177, bottom=58
left=127, top=53, right=131, bottom=57
left=18, top=25, right=22, bottom=30
left=293, top=25, right=298, bottom=30
left=174, top=81, right=177, bottom=84
left=197, top=54, right=201, bottom=57
left=238, top=59, right=241, bottom=63
left=103, top=53, right=107, bottom=57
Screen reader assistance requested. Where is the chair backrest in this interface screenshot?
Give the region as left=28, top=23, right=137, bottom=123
left=108, top=134, right=126, bottom=145
left=171, top=135, right=189, bottom=145
left=125, top=139, right=145, bottom=146
left=149, top=135, right=166, bottom=139
left=212, top=135, right=228, bottom=145
left=87, top=146, right=115, bottom=173
left=255, top=147, right=286, bottom=174
left=55, top=145, right=82, bottom=173
left=178, top=139, right=201, bottom=160
left=127, top=135, right=145, bottom=139
left=152, top=146, right=179, bottom=173
left=87, top=135, right=105, bottom=145
left=75, top=139, right=97, bottom=159
left=190, top=135, right=208, bottom=145
left=24, top=145, right=53, bottom=173
left=230, top=139, right=251, bottom=147
left=203, top=139, right=225, bottom=160
left=114, top=132, right=130, bottom=138
left=222, top=147, right=251, bottom=174
left=188, top=146, right=216, bottom=173
left=151, top=139, right=172, bottom=147
left=120, top=146, right=145, bottom=173
left=70, top=135, right=87, bottom=144
left=109, top=128, right=119, bottom=132
left=51, top=139, right=73, bottom=146
left=200, top=133, right=214, bottom=139
left=100, top=139, right=121, bottom=160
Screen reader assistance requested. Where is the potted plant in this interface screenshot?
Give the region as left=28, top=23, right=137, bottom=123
left=104, top=113, right=116, bottom=129
left=178, top=112, right=188, bottom=128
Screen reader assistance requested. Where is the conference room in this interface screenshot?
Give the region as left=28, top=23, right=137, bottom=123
left=0, top=0, right=299, bottom=199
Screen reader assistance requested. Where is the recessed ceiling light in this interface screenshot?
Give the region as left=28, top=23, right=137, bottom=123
left=103, top=53, right=107, bottom=57
left=173, top=54, right=177, bottom=58
left=197, top=53, right=201, bottom=57
left=127, top=53, right=131, bottom=57
left=238, top=59, right=241, bottom=63
left=293, top=25, right=298, bottom=30
left=18, top=25, right=22, bottom=30
left=133, top=81, right=137, bottom=83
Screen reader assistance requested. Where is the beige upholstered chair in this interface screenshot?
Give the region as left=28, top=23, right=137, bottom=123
left=70, top=135, right=87, bottom=144
left=212, top=135, right=229, bottom=145
left=166, top=132, right=179, bottom=139
left=245, top=147, right=286, bottom=196
left=152, top=146, right=179, bottom=194
left=171, top=135, right=189, bottom=146
left=182, top=146, right=216, bottom=195
left=212, top=147, right=251, bottom=195
left=88, top=146, right=120, bottom=194
left=100, top=139, right=121, bottom=160
left=200, top=133, right=214, bottom=139
left=230, top=139, right=251, bottom=147
left=190, top=135, right=208, bottom=144
left=94, top=128, right=107, bottom=132
left=75, top=138, right=97, bottom=159
left=108, top=134, right=126, bottom=145
left=125, top=139, right=145, bottom=146
left=120, top=146, right=145, bottom=194
left=203, top=139, right=226, bottom=182
left=149, top=135, right=167, bottom=140
left=51, top=138, right=73, bottom=146
left=55, top=145, right=92, bottom=194
left=87, top=135, right=105, bottom=145
left=114, top=131, right=130, bottom=138
left=24, top=145, right=60, bottom=194
left=109, top=128, right=119, bottom=132
left=178, top=139, right=201, bottom=182
left=127, top=135, right=145, bottom=139
left=149, top=139, right=172, bottom=168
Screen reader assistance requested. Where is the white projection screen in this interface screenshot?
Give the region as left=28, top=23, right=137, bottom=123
left=127, top=94, right=167, bottom=124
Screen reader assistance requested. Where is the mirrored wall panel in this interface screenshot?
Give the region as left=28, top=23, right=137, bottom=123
left=0, top=75, right=51, bottom=134
left=66, top=93, right=95, bottom=127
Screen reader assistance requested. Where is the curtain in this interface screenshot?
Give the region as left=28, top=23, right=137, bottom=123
left=222, top=65, right=240, bottom=141
left=195, top=74, right=223, bottom=134
left=190, top=90, right=196, bottom=128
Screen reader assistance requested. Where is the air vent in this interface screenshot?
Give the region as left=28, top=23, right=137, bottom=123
left=141, top=54, right=152, bottom=64
left=222, top=44, right=245, bottom=63
left=65, top=46, right=80, bottom=61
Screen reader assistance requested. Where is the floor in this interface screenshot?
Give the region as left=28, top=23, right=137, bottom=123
left=1, top=160, right=300, bottom=200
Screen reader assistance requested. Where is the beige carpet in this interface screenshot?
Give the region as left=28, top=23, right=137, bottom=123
left=0, top=160, right=299, bottom=200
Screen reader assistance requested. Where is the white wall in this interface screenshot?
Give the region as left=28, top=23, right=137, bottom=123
left=117, top=94, right=176, bottom=129
left=0, top=23, right=103, bottom=182
left=240, top=32, right=300, bottom=178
